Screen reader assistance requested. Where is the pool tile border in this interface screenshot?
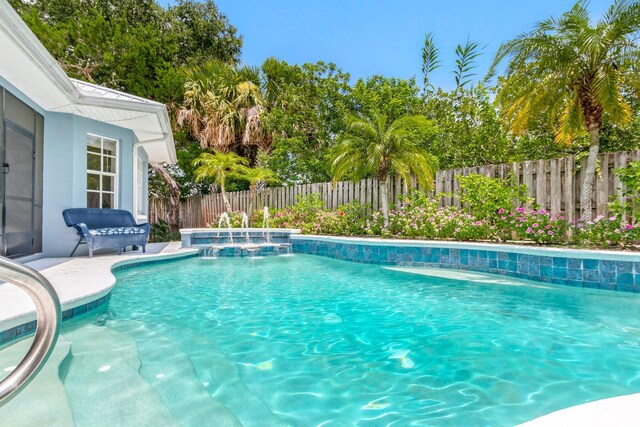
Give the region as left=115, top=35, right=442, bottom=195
left=0, top=293, right=112, bottom=347
left=292, top=236, right=640, bottom=293
left=0, top=250, right=198, bottom=347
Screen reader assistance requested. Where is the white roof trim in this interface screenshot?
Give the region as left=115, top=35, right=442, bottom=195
left=0, top=0, right=176, bottom=163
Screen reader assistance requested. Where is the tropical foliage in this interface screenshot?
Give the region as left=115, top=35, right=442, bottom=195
left=490, top=0, right=640, bottom=219
left=331, top=113, right=436, bottom=223
left=12, top=0, right=640, bottom=234
left=193, top=151, right=248, bottom=212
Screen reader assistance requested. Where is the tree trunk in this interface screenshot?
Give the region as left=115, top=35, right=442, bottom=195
left=580, top=126, right=600, bottom=221
left=248, top=184, right=257, bottom=216
left=379, top=176, right=390, bottom=226
left=221, top=183, right=232, bottom=212
left=152, top=163, right=181, bottom=233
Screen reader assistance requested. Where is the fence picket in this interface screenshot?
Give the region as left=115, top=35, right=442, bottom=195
left=148, top=150, right=640, bottom=228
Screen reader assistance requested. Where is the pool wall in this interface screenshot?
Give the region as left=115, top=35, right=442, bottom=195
left=292, top=235, right=640, bottom=293
left=180, top=228, right=300, bottom=247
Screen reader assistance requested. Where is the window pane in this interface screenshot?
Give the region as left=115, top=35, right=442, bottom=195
left=102, top=139, right=117, bottom=156
left=102, top=175, right=114, bottom=192
left=101, top=193, right=114, bottom=209
left=87, top=192, right=100, bottom=208
left=103, top=156, right=116, bottom=173
left=87, top=173, right=100, bottom=191
left=87, top=135, right=101, bottom=153
left=87, top=153, right=101, bottom=171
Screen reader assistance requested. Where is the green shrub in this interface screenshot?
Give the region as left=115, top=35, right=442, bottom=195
left=457, top=174, right=530, bottom=220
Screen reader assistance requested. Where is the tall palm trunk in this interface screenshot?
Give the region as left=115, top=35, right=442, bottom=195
left=248, top=184, right=257, bottom=217
left=379, top=176, right=390, bottom=226
left=580, top=125, right=600, bottom=221
left=152, top=164, right=182, bottom=233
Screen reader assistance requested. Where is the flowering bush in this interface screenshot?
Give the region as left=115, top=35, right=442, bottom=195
left=572, top=215, right=639, bottom=247
left=366, top=196, right=493, bottom=241
left=201, top=189, right=639, bottom=248
left=495, top=208, right=569, bottom=244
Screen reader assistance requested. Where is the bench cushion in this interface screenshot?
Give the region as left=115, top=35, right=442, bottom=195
left=89, top=227, right=146, bottom=236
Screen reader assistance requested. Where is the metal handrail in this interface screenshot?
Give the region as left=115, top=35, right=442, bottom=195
left=0, top=256, right=61, bottom=406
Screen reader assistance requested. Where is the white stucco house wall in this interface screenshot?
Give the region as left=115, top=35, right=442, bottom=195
left=0, top=1, right=176, bottom=258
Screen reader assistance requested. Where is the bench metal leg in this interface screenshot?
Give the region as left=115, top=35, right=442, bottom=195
left=70, top=239, right=82, bottom=257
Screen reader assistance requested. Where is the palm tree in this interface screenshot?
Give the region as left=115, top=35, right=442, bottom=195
left=193, top=151, right=248, bottom=212
left=489, top=0, right=640, bottom=220
left=233, top=165, right=279, bottom=214
left=177, top=60, right=269, bottom=163
left=331, top=113, right=436, bottom=224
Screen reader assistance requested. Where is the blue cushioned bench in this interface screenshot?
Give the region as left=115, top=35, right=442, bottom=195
left=62, top=208, right=150, bottom=257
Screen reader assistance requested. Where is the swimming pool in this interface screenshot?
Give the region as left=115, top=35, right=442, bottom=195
left=4, top=253, right=640, bottom=425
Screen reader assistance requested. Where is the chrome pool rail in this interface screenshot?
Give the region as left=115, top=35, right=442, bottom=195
left=0, top=256, right=61, bottom=406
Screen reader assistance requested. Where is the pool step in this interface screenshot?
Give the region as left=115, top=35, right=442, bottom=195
left=108, top=319, right=242, bottom=426
left=0, top=336, right=76, bottom=427
left=166, top=325, right=293, bottom=427
left=61, top=324, right=181, bottom=427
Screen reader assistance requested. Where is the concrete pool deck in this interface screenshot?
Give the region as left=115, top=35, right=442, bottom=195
left=0, top=239, right=639, bottom=426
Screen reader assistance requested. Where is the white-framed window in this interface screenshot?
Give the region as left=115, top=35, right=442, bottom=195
left=87, top=134, right=118, bottom=209
left=136, top=156, right=145, bottom=216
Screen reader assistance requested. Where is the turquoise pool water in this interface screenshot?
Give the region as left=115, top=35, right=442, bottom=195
left=63, top=255, right=640, bottom=424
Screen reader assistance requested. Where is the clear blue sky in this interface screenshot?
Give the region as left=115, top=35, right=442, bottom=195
left=168, top=0, right=614, bottom=90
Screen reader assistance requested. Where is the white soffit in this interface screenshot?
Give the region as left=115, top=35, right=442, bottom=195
left=0, top=0, right=176, bottom=164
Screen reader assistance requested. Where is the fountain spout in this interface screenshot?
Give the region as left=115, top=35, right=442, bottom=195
left=217, top=212, right=233, bottom=244
left=241, top=211, right=250, bottom=241
left=263, top=207, right=271, bottom=244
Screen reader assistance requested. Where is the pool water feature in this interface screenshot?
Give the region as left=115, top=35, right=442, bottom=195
left=2, top=254, right=640, bottom=425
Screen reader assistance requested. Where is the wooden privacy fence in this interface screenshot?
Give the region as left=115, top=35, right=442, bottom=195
left=149, top=150, right=640, bottom=229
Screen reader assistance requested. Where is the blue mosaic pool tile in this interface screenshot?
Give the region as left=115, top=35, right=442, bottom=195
left=568, top=258, right=583, bottom=269
left=583, top=269, right=599, bottom=282
left=72, top=304, right=88, bottom=316
left=0, top=328, right=16, bottom=344
left=15, top=321, right=37, bottom=339
left=616, top=261, right=634, bottom=272
left=539, top=265, right=552, bottom=278
left=599, top=271, right=616, bottom=285
left=568, top=269, right=583, bottom=281
left=292, top=239, right=639, bottom=293
left=553, top=257, right=567, bottom=268
left=617, top=284, right=635, bottom=293
left=618, top=272, right=634, bottom=287
left=600, top=260, right=617, bottom=273
left=552, top=267, right=567, bottom=279
left=539, top=257, right=552, bottom=267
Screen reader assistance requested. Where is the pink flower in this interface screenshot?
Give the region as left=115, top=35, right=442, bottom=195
left=516, top=207, right=525, bottom=213
left=498, top=209, right=505, bottom=214
left=548, top=231, right=553, bottom=235
left=540, top=209, right=546, bottom=214
left=532, top=223, right=538, bottom=228
left=626, top=224, right=633, bottom=230
left=538, top=229, right=544, bottom=234
left=526, top=227, right=533, bottom=233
